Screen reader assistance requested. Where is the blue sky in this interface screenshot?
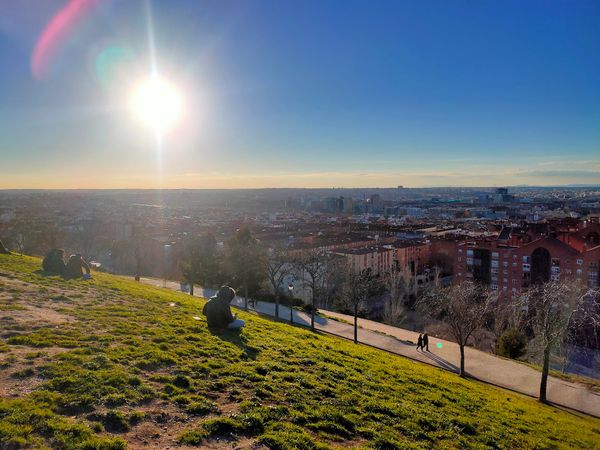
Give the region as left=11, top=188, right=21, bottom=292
left=1, top=0, right=599, bottom=188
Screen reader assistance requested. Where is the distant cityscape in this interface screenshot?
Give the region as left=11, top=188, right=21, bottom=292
left=1, top=186, right=599, bottom=310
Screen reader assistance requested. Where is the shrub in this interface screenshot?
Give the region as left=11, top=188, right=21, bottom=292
left=178, top=428, right=208, bottom=445
left=102, top=410, right=130, bottom=432
left=202, top=417, right=241, bottom=436
left=497, top=328, right=527, bottom=359
left=185, top=398, right=218, bottom=416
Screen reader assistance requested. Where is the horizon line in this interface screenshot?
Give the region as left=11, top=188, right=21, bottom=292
left=1, top=184, right=599, bottom=192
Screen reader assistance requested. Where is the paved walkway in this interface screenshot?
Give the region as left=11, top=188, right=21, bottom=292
left=137, top=277, right=600, bottom=417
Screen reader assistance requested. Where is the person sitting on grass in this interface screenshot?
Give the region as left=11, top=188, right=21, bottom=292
left=65, top=254, right=91, bottom=279
left=202, top=286, right=245, bottom=330
left=42, top=248, right=66, bottom=274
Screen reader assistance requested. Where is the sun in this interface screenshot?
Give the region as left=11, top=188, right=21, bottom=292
left=130, top=76, right=182, bottom=133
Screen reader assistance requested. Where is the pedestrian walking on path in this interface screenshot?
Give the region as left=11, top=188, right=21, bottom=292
left=417, top=334, right=423, bottom=351
left=423, top=333, right=429, bottom=351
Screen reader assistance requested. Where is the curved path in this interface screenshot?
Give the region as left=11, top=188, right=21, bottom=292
left=136, top=277, right=600, bottom=418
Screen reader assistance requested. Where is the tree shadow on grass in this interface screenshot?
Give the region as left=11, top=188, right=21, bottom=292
left=208, top=328, right=259, bottom=360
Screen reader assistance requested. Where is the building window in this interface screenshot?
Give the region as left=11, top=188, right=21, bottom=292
left=577, top=259, right=583, bottom=265
left=522, top=263, right=530, bottom=272
left=589, top=271, right=598, bottom=288
left=503, top=261, right=508, bottom=268
left=491, top=284, right=498, bottom=291
left=492, top=252, right=499, bottom=259
left=523, top=256, right=530, bottom=263
left=466, top=249, right=473, bottom=256
left=576, top=269, right=582, bottom=277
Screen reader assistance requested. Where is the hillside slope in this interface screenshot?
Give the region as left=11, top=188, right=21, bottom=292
left=0, top=254, right=599, bottom=449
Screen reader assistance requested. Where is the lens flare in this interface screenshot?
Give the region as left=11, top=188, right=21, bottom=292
left=32, top=0, right=101, bottom=79
left=130, top=76, right=182, bottom=133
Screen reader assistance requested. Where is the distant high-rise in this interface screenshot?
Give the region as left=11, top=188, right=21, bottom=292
left=369, top=194, right=383, bottom=213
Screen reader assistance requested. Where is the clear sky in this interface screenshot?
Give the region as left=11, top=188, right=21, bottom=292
left=1, top=0, right=599, bottom=189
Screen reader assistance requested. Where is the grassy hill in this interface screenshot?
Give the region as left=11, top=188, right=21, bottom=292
left=0, top=254, right=599, bottom=450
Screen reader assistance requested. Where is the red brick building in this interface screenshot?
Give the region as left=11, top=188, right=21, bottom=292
left=454, top=219, right=600, bottom=298
left=332, top=246, right=394, bottom=276
left=392, top=240, right=430, bottom=274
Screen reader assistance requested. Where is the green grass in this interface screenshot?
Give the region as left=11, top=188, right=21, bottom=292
left=1, top=254, right=599, bottom=449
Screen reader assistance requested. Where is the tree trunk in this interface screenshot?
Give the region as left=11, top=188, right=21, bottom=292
left=189, top=283, right=194, bottom=296
left=459, top=344, right=466, bottom=377
left=244, top=284, right=248, bottom=311
left=540, top=345, right=551, bottom=403
left=354, top=304, right=358, bottom=344
left=275, top=293, right=279, bottom=320
left=310, top=292, right=315, bottom=331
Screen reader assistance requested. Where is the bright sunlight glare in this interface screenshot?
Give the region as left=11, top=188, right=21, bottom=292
left=130, top=76, right=182, bottom=133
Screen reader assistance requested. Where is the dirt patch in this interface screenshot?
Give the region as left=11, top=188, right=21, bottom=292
left=0, top=275, right=77, bottom=329
left=3, top=305, right=74, bottom=325
left=116, top=398, right=267, bottom=450
left=0, top=346, right=65, bottom=398
left=118, top=401, right=196, bottom=449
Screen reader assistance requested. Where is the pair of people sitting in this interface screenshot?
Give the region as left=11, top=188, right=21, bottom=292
left=202, top=286, right=245, bottom=330
left=42, top=249, right=91, bottom=279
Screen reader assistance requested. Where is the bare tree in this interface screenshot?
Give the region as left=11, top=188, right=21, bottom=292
left=322, top=255, right=348, bottom=311
left=490, top=295, right=520, bottom=346
left=518, top=280, right=599, bottom=403
left=383, top=267, right=418, bottom=327
left=225, top=227, right=267, bottom=310
left=8, top=217, right=34, bottom=254
left=418, top=282, right=496, bottom=377
left=265, top=247, right=292, bottom=320
left=180, top=232, right=219, bottom=296
left=343, top=268, right=375, bottom=343
left=294, top=250, right=328, bottom=331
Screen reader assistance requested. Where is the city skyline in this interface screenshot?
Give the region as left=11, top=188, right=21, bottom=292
left=1, top=0, right=599, bottom=189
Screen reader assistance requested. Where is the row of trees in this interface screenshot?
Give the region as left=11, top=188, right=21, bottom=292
left=179, top=227, right=375, bottom=336
left=3, top=216, right=111, bottom=262
left=418, top=279, right=599, bottom=403
left=178, top=227, right=599, bottom=404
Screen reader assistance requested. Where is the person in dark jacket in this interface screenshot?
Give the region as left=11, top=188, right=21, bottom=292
left=42, top=249, right=66, bottom=274
left=202, top=286, right=244, bottom=330
left=423, top=333, right=429, bottom=351
left=416, top=334, right=423, bottom=351
left=65, top=254, right=91, bottom=279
